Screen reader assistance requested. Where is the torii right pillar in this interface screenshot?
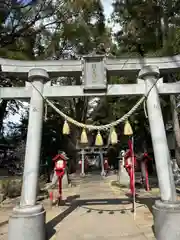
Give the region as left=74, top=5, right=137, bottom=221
left=139, top=66, right=180, bottom=240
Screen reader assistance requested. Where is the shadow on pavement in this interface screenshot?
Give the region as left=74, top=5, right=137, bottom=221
left=78, top=198, right=132, bottom=213
left=136, top=196, right=159, bottom=213
left=135, top=196, right=158, bottom=238
left=46, top=197, right=132, bottom=239
left=46, top=194, right=80, bottom=239
left=46, top=195, right=157, bottom=239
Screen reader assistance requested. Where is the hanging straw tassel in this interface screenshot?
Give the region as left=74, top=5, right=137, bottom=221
left=110, top=127, right=118, bottom=144
left=80, top=128, right=88, bottom=144
left=62, top=120, right=70, bottom=135
left=95, top=131, right=103, bottom=146
left=124, top=120, right=133, bottom=136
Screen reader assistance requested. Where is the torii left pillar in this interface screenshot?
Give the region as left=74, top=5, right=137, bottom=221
left=8, top=69, right=48, bottom=240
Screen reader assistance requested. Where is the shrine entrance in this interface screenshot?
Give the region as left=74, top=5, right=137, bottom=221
left=1, top=55, right=180, bottom=240
left=77, top=147, right=108, bottom=176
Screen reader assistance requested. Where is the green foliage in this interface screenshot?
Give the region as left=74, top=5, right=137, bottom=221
left=112, top=0, right=180, bottom=56
left=100, top=0, right=180, bottom=150
left=1, top=0, right=113, bottom=171
left=2, top=0, right=180, bottom=164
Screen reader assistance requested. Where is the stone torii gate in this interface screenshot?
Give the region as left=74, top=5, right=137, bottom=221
left=1, top=55, right=180, bottom=240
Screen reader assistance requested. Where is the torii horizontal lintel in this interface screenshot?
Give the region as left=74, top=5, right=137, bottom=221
left=1, top=54, right=180, bottom=77
left=43, top=84, right=145, bottom=98
left=0, top=58, right=82, bottom=77
left=158, top=82, right=180, bottom=95
left=105, top=55, right=180, bottom=74
left=1, top=82, right=180, bottom=99
left=0, top=87, right=32, bottom=99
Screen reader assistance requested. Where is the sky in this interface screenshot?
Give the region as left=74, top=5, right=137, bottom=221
left=103, top=0, right=120, bottom=32
left=103, top=0, right=113, bottom=19
left=3, top=0, right=117, bottom=131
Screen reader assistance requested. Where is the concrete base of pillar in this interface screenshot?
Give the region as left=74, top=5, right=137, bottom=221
left=101, top=171, right=106, bottom=176
left=80, top=173, right=85, bottom=177
left=8, top=204, right=46, bottom=240
left=62, top=172, right=69, bottom=188
left=153, top=200, right=180, bottom=240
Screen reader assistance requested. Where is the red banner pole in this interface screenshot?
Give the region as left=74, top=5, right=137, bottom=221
left=131, top=137, right=136, bottom=219
left=145, top=160, right=150, bottom=191
left=58, top=175, right=62, bottom=205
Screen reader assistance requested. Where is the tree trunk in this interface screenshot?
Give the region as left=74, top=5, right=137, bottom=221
left=170, top=95, right=180, bottom=167
left=0, top=100, right=8, bottom=134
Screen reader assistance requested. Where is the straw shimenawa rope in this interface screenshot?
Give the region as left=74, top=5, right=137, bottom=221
left=1, top=77, right=160, bottom=132
left=45, top=96, right=145, bottom=131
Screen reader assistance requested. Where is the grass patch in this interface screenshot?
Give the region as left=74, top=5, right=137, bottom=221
left=0, top=176, right=48, bottom=202
left=150, top=188, right=160, bottom=195
left=0, top=178, right=22, bottom=198
left=111, top=180, right=160, bottom=197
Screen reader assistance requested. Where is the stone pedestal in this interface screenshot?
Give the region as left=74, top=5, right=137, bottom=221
left=80, top=173, right=86, bottom=177
left=119, top=169, right=130, bottom=186
left=8, top=204, right=46, bottom=240
left=153, top=200, right=180, bottom=240
left=100, top=170, right=106, bottom=176
left=62, top=171, right=69, bottom=188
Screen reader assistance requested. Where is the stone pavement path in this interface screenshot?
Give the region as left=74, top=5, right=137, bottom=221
left=46, top=173, right=155, bottom=240
left=0, top=173, right=155, bottom=240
